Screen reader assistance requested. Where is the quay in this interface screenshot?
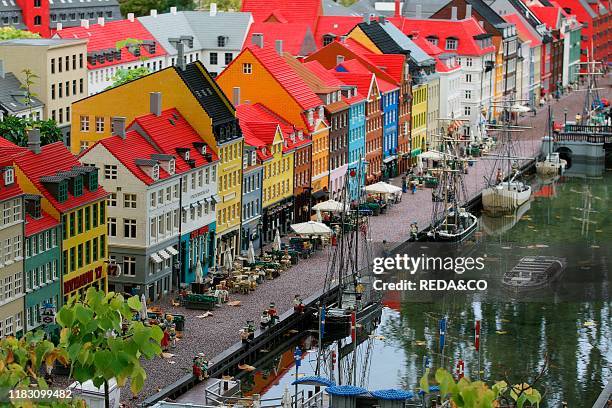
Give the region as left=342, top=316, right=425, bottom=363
left=124, top=80, right=610, bottom=407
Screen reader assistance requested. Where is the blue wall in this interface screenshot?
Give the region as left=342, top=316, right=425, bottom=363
left=382, top=90, right=399, bottom=158
left=241, top=165, right=263, bottom=252
left=347, top=99, right=366, bottom=202
left=180, top=222, right=216, bottom=284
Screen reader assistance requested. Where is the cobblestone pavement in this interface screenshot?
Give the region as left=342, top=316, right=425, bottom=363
left=115, top=79, right=610, bottom=405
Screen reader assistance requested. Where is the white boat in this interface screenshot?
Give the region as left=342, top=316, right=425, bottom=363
left=428, top=209, right=479, bottom=242
left=482, top=172, right=531, bottom=215
left=536, top=152, right=567, bottom=176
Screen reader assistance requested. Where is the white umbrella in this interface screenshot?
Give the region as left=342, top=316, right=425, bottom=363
left=195, top=260, right=204, bottom=284
left=290, top=221, right=332, bottom=236
left=247, top=241, right=256, bottom=264
left=364, top=181, right=402, bottom=194
left=316, top=209, right=323, bottom=223
left=419, top=150, right=445, bottom=161
left=274, top=229, right=282, bottom=251
left=510, top=104, right=531, bottom=113
left=139, top=294, right=148, bottom=321
left=312, top=199, right=349, bottom=213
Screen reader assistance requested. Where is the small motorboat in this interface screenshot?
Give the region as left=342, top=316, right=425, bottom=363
left=502, top=256, right=567, bottom=291
left=536, top=152, right=567, bottom=176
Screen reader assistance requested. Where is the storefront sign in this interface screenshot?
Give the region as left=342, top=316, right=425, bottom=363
left=64, top=265, right=103, bottom=294
left=190, top=189, right=211, bottom=200
left=190, top=225, right=210, bottom=239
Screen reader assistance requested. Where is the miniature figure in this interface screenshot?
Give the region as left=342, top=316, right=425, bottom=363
left=293, top=295, right=304, bottom=314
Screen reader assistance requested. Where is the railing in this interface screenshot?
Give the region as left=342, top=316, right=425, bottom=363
left=204, top=378, right=311, bottom=408
left=556, top=133, right=612, bottom=144
left=563, top=124, right=612, bottom=134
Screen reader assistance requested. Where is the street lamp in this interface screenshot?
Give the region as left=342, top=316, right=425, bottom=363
left=257, top=220, right=264, bottom=257
left=564, top=108, right=568, bottom=125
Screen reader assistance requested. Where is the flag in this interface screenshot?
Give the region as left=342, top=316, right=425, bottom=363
left=439, top=317, right=447, bottom=353
left=319, top=307, right=326, bottom=339
left=474, top=320, right=481, bottom=352
left=351, top=311, right=356, bottom=342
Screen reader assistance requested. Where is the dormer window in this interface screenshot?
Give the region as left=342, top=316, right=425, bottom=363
left=446, top=38, right=458, bottom=50
left=58, top=180, right=68, bottom=203
left=426, top=36, right=438, bottom=46
left=184, top=150, right=190, bottom=161
left=251, top=151, right=256, bottom=165
left=25, top=195, right=41, bottom=219
left=218, top=36, right=228, bottom=47
left=73, top=176, right=83, bottom=197
left=152, top=164, right=160, bottom=180
left=4, top=167, right=14, bottom=185
left=168, top=159, right=176, bottom=175
left=243, top=153, right=248, bottom=169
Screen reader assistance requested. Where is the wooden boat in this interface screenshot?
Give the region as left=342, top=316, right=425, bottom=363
left=428, top=209, right=478, bottom=242
left=482, top=177, right=532, bottom=215
left=536, top=152, right=567, bottom=176
left=502, top=256, right=566, bottom=291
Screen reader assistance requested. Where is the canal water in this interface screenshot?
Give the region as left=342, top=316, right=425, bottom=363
left=240, top=163, right=611, bottom=408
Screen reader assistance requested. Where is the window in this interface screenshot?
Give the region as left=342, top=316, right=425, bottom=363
left=242, top=63, right=252, bottom=74
left=217, top=36, right=227, bottom=47
left=4, top=167, right=14, bottom=185
left=465, top=90, right=471, bottom=99
left=465, top=57, right=473, bottom=67
left=51, top=58, right=55, bottom=74
left=95, top=116, right=104, bottom=132
left=123, top=219, right=136, bottom=238
left=445, top=38, right=457, bottom=50
left=152, top=165, right=159, bottom=181
left=123, top=193, right=137, bottom=208
left=150, top=192, right=156, bottom=207
left=123, top=256, right=136, bottom=276
left=464, top=106, right=471, bottom=116
left=51, top=84, right=56, bottom=100
left=85, top=206, right=91, bottom=231
left=80, top=115, right=89, bottom=131
left=77, top=209, right=83, bottom=234
left=34, top=15, right=41, bottom=25
left=108, top=217, right=116, bottom=237
left=465, top=74, right=472, bottom=83
left=104, top=165, right=117, bottom=179
left=107, top=193, right=117, bottom=207
left=224, top=53, right=233, bottom=65
left=210, top=52, right=218, bottom=65
left=79, top=78, right=84, bottom=93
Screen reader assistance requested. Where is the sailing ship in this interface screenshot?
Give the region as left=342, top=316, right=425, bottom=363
left=426, top=124, right=478, bottom=242
left=321, top=167, right=382, bottom=339
left=502, top=256, right=566, bottom=291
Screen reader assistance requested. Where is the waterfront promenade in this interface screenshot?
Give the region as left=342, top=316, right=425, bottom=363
left=127, top=80, right=610, bottom=405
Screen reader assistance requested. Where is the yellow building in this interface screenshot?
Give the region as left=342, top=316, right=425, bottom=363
left=411, top=84, right=428, bottom=156
left=70, top=61, right=244, bottom=262
left=310, top=122, right=330, bottom=194
left=2, top=134, right=109, bottom=300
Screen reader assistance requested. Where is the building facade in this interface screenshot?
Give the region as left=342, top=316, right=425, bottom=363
left=0, top=38, right=88, bottom=143
left=240, top=145, right=263, bottom=253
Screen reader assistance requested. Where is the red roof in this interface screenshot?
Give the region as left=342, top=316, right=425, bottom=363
left=337, top=59, right=397, bottom=93
left=503, top=13, right=543, bottom=47
left=530, top=6, right=561, bottom=30
left=91, top=108, right=217, bottom=185
left=332, top=71, right=376, bottom=99
left=221, top=45, right=321, bottom=111
left=25, top=212, right=59, bottom=236
left=390, top=17, right=496, bottom=56
left=360, top=53, right=406, bottom=82
left=303, top=60, right=347, bottom=87
left=241, top=0, right=322, bottom=28
left=412, top=37, right=460, bottom=73
left=0, top=157, right=22, bottom=202
left=246, top=21, right=314, bottom=56
left=55, top=19, right=167, bottom=69
left=313, top=16, right=363, bottom=48
left=0, top=141, right=108, bottom=213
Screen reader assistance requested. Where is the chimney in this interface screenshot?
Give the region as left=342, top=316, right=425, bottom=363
left=170, top=6, right=177, bottom=14
left=232, top=87, right=240, bottom=106
left=336, top=55, right=344, bottom=66
left=451, top=6, right=458, bottom=20
left=97, top=17, right=105, bottom=26
left=363, top=14, right=370, bottom=24
left=150, top=9, right=157, bottom=17
left=275, top=39, right=283, bottom=56
left=465, top=4, right=472, bottom=19
left=56, top=22, right=62, bottom=31
left=415, top=4, right=422, bottom=18
left=251, top=33, right=263, bottom=48
left=111, top=117, right=126, bottom=139
left=0, top=60, right=4, bottom=79
left=209, top=2, right=217, bottom=16
left=176, top=42, right=185, bottom=70
left=378, top=16, right=385, bottom=24
left=127, top=13, right=134, bottom=22
left=27, top=128, right=41, bottom=154
left=150, top=92, right=162, bottom=116
left=80, top=19, right=89, bottom=28
left=394, top=0, right=400, bottom=17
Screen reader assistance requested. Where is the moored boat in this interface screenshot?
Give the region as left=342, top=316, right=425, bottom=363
left=502, top=256, right=566, bottom=291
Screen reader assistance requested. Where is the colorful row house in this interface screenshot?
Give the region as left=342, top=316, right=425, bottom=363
left=79, top=101, right=218, bottom=300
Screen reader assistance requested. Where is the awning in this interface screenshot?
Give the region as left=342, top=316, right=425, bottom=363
left=212, top=194, right=221, bottom=203
left=158, top=249, right=171, bottom=260
left=166, top=246, right=179, bottom=256
left=312, top=189, right=328, bottom=200
left=411, top=148, right=421, bottom=158
left=150, top=253, right=163, bottom=264
left=382, top=155, right=396, bottom=164
left=205, top=197, right=213, bottom=203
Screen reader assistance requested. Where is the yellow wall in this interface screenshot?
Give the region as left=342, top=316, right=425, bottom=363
left=347, top=27, right=384, bottom=55
left=494, top=37, right=503, bottom=120
left=216, top=139, right=243, bottom=235
left=310, top=121, right=329, bottom=192
left=262, top=128, right=294, bottom=208
left=70, top=67, right=216, bottom=154
left=411, top=84, right=428, bottom=152
left=216, top=49, right=310, bottom=130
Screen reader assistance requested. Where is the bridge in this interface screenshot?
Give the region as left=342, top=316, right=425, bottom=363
left=541, top=124, right=612, bottom=165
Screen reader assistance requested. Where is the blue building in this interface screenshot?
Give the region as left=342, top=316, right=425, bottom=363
left=381, top=88, right=399, bottom=179
left=240, top=145, right=263, bottom=253
left=345, top=88, right=367, bottom=202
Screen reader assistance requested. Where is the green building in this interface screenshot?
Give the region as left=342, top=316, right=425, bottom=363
left=566, top=18, right=582, bottom=86
left=23, top=195, right=62, bottom=332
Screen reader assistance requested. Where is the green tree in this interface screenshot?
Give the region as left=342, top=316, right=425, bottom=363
left=19, top=69, right=39, bottom=117
left=37, top=119, right=63, bottom=145
left=0, top=117, right=63, bottom=147
left=0, top=331, right=85, bottom=408
left=0, top=27, right=40, bottom=40
left=55, top=288, right=163, bottom=405
left=197, top=0, right=240, bottom=10
left=119, top=0, right=167, bottom=17
left=105, top=67, right=151, bottom=89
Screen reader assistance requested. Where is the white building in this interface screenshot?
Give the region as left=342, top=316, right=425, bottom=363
left=138, top=6, right=253, bottom=77
left=79, top=95, right=218, bottom=300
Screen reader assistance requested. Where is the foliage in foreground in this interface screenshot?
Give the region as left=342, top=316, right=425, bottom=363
left=0, top=116, right=63, bottom=147
left=105, top=67, right=151, bottom=89
left=420, top=368, right=542, bottom=408
left=56, top=288, right=163, bottom=395
left=0, top=27, right=40, bottom=40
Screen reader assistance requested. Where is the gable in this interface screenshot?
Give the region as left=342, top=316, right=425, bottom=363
left=347, top=27, right=384, bottom=54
